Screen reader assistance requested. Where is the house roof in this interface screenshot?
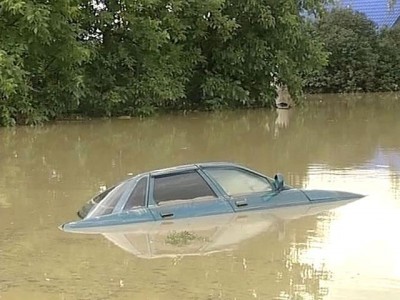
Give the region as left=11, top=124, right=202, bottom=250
left=338, top=0, right=400, bottom=27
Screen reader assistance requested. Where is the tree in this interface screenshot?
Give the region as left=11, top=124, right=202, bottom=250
left=305, top=8, right=379, bottom=93
left=375, top=25, right=400, bottom=91
left=1, top=0, right=330, bottom=125
left=0, top=0, right=90, bottom=126
left=188, top=0, right=328, bottom=109
left=78, top=0, right=218, bottom=117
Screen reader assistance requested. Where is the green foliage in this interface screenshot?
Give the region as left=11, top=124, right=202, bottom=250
left=375, top=25, right=400, bottom=91
left=79, top=0, right=209, bottom=117
left=1, top=0, right=329, bottom=125
left=165, top=231, right=207, bottom=246
left=0, top=0, right=90, bottom=126
left=305, top=8, right=400, bottom=93
left=191, top=0, right=328, bottom=109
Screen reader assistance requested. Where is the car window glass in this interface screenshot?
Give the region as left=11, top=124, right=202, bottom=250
left=92, top=186, right=116, bottom=204
left=123, top=177, right=147, bottom=211
left=77, top=185, right=116, bottom=219
left=205, top=168, right=272, bottom=196
left=86, top=180, right=131, bottom=218
left=153, top=172, right=216, bottom=205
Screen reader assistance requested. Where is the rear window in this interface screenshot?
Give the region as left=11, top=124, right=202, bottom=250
left=77, top=186, right=116, bottom=219
left=86, top=180, right=131, bottom=218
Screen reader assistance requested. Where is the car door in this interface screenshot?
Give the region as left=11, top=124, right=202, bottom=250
left=201, top=167, right=277, bottom=212
left=148, top=170, right=234, bottom=221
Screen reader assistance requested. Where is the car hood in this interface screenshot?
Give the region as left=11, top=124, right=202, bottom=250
left=301, top=190, right=365, bottom=202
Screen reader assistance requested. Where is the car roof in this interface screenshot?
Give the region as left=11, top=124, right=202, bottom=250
left=148, top=162, right=241, bottom=176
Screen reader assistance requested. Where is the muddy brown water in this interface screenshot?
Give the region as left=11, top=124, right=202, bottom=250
left=1, top=93, right=400, bottom=300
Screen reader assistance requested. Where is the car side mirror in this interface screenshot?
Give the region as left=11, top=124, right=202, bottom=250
left=274, top=173, right=285, bottom=191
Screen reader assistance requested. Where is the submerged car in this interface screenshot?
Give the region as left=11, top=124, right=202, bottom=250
left=60, top=162, right=364, bottom=233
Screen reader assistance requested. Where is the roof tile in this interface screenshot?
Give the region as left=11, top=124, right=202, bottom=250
left=338, top=0, right=400, bottom=27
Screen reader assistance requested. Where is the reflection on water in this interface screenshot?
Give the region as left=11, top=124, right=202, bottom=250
left=87, top=200, right=356, bottom=259
left=1, top=93, right=400, bottom=299
left=274, top=108, right=291, bottom=137
left=302, top=164, right=400, bottom=300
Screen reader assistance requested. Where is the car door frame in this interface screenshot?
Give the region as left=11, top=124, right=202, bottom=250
left=199, top=166, right=278, bottom=212
left=147, top=168, right=235, bottom=221
left=109, top=174, right=157, bottom=225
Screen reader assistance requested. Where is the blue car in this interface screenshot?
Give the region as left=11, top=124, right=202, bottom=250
left=61, top=162, right=364, bottom=233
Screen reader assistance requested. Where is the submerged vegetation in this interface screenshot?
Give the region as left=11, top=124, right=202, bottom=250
left=0, top=1, right=399, bottom=126
left=165, top=231, right=207, bottom=246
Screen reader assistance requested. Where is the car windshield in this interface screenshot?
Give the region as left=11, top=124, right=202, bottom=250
left=204, top=168, right=272, bottom=196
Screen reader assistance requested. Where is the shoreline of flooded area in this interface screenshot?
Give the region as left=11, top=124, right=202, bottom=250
left=1, top=93, right=399, bottom=299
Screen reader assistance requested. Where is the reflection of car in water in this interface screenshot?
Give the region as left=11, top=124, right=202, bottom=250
left=60, top=162, right=364, bottom=233
left=99, top=200, right=356, bottom=259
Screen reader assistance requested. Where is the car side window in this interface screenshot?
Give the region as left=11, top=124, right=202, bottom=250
left=123, top=177, right=148, bottom=211
left=204, top=168, right=272, bottom=196
left=153, top=171, right=217, bottom=205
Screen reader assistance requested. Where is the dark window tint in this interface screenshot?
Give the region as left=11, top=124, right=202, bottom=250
left=153, top=172, right=216, bottom=205
left=123, top=177, right=147, bottom=210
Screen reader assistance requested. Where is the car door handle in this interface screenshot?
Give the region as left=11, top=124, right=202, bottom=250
left=235, top=200, right=248, bottom=207
left=160, top=212, right=174, bottom=218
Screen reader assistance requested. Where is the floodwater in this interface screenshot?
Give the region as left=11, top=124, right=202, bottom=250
left=1, top=93, right=400, bottom=300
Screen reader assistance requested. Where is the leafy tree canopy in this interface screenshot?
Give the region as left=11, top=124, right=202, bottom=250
left=305, top=7, right=400, bottom=94
left=1, top=0, right=329, bottom=125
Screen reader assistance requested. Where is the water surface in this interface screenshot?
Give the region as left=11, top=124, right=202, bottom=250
left=1, top=93, right=399, bottom=299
